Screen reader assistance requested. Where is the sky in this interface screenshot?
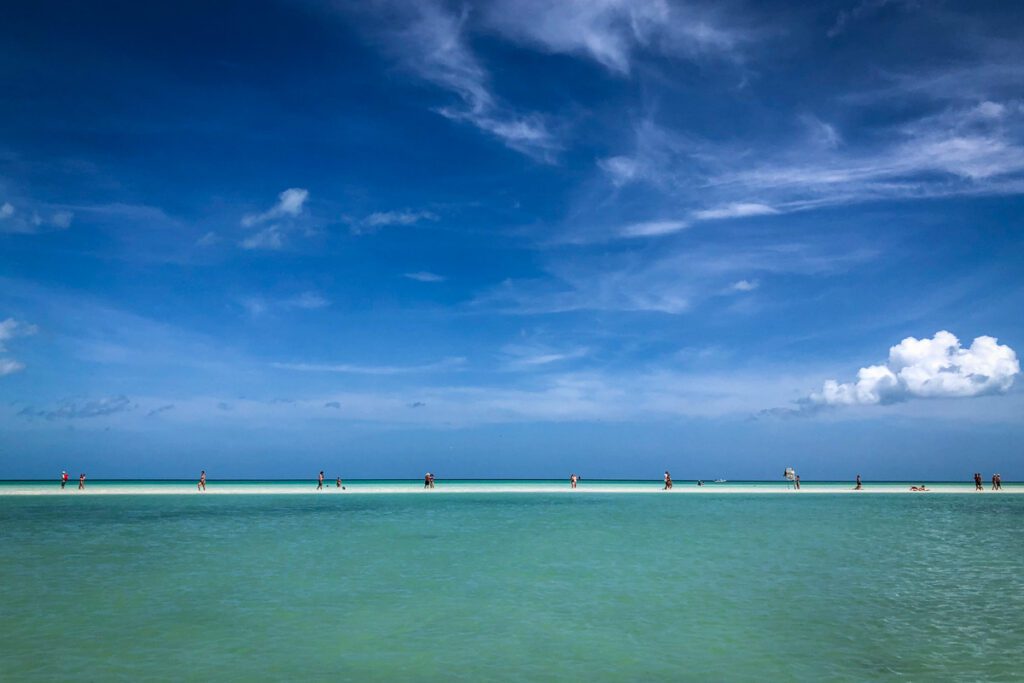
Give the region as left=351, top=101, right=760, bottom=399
left=1, top=0, right=1022, bottom=479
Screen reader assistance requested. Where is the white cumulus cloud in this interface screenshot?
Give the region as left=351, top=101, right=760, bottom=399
left=810, top=331, right=1020, bottom=406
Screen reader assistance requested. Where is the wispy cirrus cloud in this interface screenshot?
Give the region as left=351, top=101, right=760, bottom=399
left=238, top=291, right=330, bottom=317
left=598, top=95, right=1024, bottom=235
left=0, top=317, right=38, bottom=375
left=358, top=1, right=558, bottom=160
left=0, top=200, right=73, bottom=234
left=271, top=356, right=466, bottom=375
left=480, top=0, right=748, bottom=75
left=500, top=344, right=589, bottom=370
left=405, top=271, right=446, bottom=283
left=239, top=188, right=309, bottom=250
left=620, top=219, right=690, bottom=238
left=18, top=395, right=134, bottom=420
left=352, top=209, right=438, bottom=235
left=241, top=188, right=308, bottom=227
left=476, top=238, right=874, bottom=315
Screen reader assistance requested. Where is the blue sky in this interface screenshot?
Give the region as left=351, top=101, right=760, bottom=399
left=2, top=0, right=1022, bottom=479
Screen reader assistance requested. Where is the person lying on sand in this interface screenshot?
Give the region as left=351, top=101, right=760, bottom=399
left=910, top=485, right=929, bottom=491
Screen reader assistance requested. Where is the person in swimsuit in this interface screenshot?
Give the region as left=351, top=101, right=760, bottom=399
left=429, top=473, right=435, bottom=489
left=61, top=471, right=68, bottom=490
left=910, top=484, right=929, bottom=491
left=854, top=474, right=862, bottom=490
left=570, top=473, right=578, bottom=489
left=974, top=472, right=983, bottom=491
left=317, top=471, right=324, bottom=490
left=795, top=474, right=801, bottom=490
left=424, top=473, right=431, bottom=488
left=78, top=473, right=85, bottom=490
left=995, top=473, right=1002, bottom=490
left=198, top=470, right=206, bottom=491
left=663, top=471, right=673, bottom=490
left=336, top=477, right=342, bottom=489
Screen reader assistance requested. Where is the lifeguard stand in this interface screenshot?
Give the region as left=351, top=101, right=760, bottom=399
left=784, top=467, right=797, bottom=489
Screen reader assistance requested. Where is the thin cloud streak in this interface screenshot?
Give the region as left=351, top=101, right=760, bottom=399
left=271, top=357, right=466, bottom=375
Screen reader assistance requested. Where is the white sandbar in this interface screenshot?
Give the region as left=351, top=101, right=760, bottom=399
left=1, top=483, right=1019, bottom=495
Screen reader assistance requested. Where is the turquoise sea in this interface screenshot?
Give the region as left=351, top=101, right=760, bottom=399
left=2, top=486, right=1022, bottom=681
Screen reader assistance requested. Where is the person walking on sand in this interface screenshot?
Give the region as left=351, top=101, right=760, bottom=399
left=570, top=473, right=578, bottom=489
left=78, top=473, right=85, bottom=490
left=795, top=474, right=801, bottom=490
left=854, top=474, right=862, bottom=490
left=996, top=473, right=1002, bottom=490
left=317, top=471, right=324, bottom=490
left=424, top=472, right=431, bottom=489
left=992, top=473, right=998, bottom=491
left=198, top=470, right=206, bottom=492
left=664, top=471, right=673, bottom=490
left=61, top=470, right=68, bottom=490
left=974, top=472, right=984, bottom=491
left=429, top=472, right=435, bottom=489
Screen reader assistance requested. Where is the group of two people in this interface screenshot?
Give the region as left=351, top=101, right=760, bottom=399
left=59, top=471, right=86, bottom=490
left=975, top=472, right=1003, bottom=490
left=316, top=471, right=345, bottom=490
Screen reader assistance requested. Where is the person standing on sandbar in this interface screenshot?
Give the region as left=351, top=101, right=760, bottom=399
left=78, top=473, right=86, bottom=490
left=854, top=474, right=862, bottom=490
left=198, top=470, right=206, bottom=492
left=317, top=471, right=324, bottom=490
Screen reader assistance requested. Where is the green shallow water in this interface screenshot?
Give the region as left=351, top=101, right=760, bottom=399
left=2, top=494, right=1022, bottom=681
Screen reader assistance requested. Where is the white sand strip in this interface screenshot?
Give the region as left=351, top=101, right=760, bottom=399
left=0, top=484, right=1019, bottom=495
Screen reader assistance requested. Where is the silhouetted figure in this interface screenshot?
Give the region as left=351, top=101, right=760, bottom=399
left=854, top=474, right=862, bottom=490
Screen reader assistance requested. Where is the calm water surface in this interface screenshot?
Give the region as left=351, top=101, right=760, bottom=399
left=2, top=494, right=1022, bottom=681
